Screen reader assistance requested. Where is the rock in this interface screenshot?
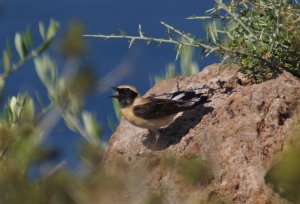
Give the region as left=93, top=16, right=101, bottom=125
left=105, top=64, right=300, bottom=204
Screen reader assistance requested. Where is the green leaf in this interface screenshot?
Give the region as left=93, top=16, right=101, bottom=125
left=39, top=21, right=46, bottom=40
left=20, top=96, right=35, bottom=122
left=0, top=77, right=5, bottom=96
left=64, top=113, right=77, bottom=132
left=165, top=63, right=176, bottom=79
left=6, top=105, right=14, bottom=124
left=179, top=45, right=199, bottom=76
left=34, top=54, right=57, bottom=88
left=8, top=96, right=18, bottom=123
left=14, top=33, right=26, bottom=60
left=23, top=27, right=33, bottom=49
left=112, top=97, right=121, bottom=120
left=7, top=95, right=35, bottom=124
left=2, top=50, right=11, bottom=74
left=82, top=111, right=102, bottom=138
left=47, top=19, right=59, bottom=40
left=107, top=115, right=117, bottom=132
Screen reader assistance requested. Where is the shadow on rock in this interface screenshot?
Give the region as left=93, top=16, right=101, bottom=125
left=142, top=106, right=214, bottom=151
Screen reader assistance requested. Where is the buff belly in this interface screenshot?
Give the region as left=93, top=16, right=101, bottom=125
left=121, top=108, right=176, bottom=129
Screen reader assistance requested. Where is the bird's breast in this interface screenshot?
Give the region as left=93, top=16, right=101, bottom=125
left=120, top=107, right=176, bottom=130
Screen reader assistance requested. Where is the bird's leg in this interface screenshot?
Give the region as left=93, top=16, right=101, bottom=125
left=154, top=129, right=160, bottom=143
left=149, top=129, right=160, bottom=148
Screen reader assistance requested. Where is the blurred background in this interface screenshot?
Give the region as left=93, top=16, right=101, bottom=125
left=0, top=0, right=216, bottom=168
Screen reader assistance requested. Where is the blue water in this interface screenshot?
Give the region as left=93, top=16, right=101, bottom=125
left=0, top=0, right=217, bottom=168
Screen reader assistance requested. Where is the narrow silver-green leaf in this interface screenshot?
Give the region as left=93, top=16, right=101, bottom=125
left=0, top=77, right=5, bottom=96
left=34, top=54, right=57, bottom=88
left=46, top=19, right=59, bottom=40
left=112, top=97, right=121, bottom=120
left=107, top=115, right=117, bottom=132
left=23, top=27, right=33, bottom=49
left=9, top=96, right=18, bottom=123
left=20, top=96, right=35, bottom=122
left=82, top=111, right=101, bottom=138
left=166, top=63, right=176, bottom=78
left=64, top=113, right=77, bottom=132
left=15, top=33, right=25, bottom=60
left=39, top=21, right=46, bottom=40
left=2, top=50, right=11, bottom=74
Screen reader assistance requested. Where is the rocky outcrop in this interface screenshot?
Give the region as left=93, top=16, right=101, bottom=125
left=105, top=64, right=300, bottom=204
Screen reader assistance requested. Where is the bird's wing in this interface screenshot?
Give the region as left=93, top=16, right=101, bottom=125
left=133, top=98, right=195, bottom=119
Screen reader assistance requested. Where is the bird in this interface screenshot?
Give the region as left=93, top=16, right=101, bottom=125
left=110, top=85, right=210, bottom=135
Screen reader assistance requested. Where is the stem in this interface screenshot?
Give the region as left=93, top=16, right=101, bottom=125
left=215, top=0, right=257, bottom=40
left=84, top=22, right=217, bottom=53
left=83, top=33, right=193, bottom=46
left=160, top=22, right=217, bottom=51
left=0, top=38, right=54, bottom=79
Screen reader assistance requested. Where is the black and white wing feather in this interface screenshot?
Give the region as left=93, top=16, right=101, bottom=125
left=171, top=91, right=209, bottom=105
left=171, top=91, right=197, bottom=101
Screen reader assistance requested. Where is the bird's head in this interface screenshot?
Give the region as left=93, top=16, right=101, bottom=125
left=110, top=85, right=140, bottom=108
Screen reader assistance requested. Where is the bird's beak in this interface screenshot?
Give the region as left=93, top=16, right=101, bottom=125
left=111, top=86, right=119, bottom=92
left=108, top=95, right=118, bottom=98
left=109, top=87, right=119, bottom=98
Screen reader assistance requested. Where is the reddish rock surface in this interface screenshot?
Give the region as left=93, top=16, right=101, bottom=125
left=105, top=64, right=300, bottom=204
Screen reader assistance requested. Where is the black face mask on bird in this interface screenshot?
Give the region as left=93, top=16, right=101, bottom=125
left=110, top=87, right=138, bottom=108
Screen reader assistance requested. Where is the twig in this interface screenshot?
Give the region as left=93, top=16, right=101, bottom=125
left=215, top=0, right=257, bottom=40
left=83, top=33, right=193, bottom=47
left=0, top=38, right=54, bottom=79
left=42, top=161, right=66, bottom=180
